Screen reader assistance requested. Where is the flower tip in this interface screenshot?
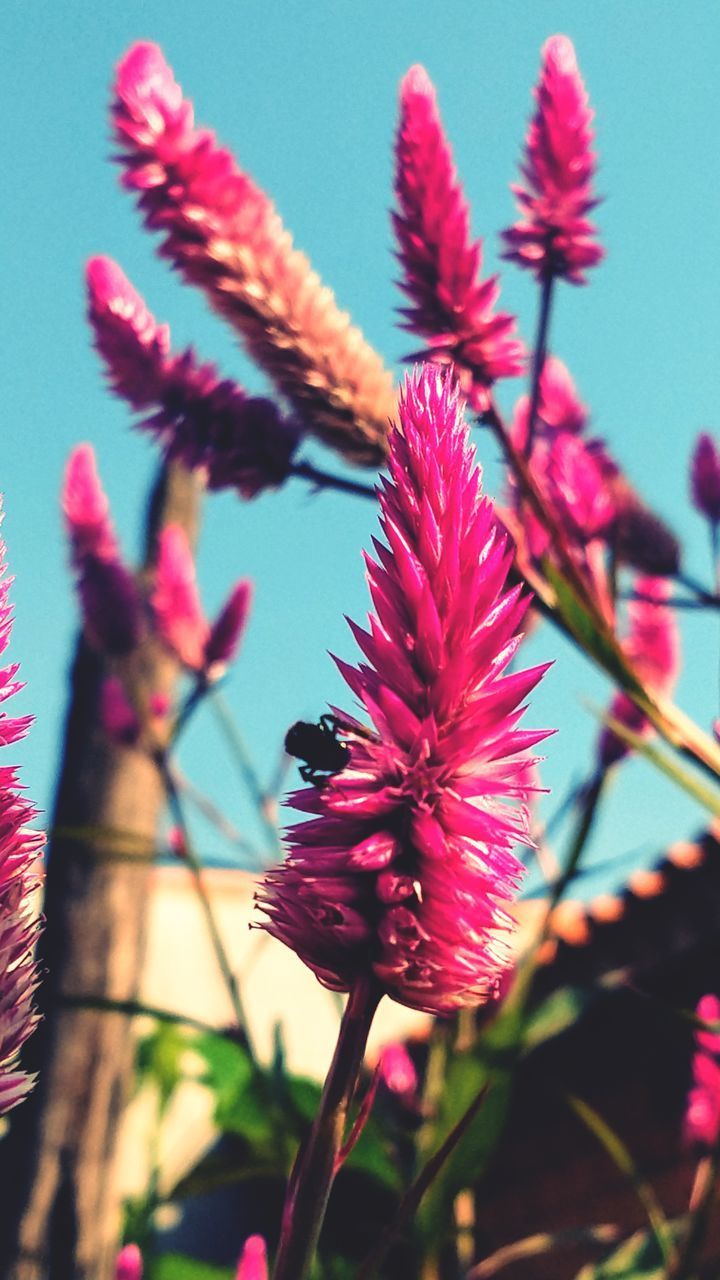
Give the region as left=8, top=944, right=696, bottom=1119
left=401, top=64, right=434, bottom=100
left=543, top=33, right=578, bottom=73
left=114, top=1243, right=143, bottom=1280
left=63, top=444, right=107, bottom=526
left=236, top=1235, right=267, bottom=1280
left=115, top=40, right=175, bottom=102
left=86, top=255, right=131, bottom=308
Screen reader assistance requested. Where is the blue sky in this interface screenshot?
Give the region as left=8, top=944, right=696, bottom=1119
left=3, top=2, right=720, bottom=891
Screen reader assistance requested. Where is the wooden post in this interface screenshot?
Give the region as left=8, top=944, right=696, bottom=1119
left=0, top=463, right=201, bottom=1280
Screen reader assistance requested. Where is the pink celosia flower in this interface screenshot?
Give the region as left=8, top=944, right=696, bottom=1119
left=511, top=355, right=587, bottom=450
left=112, top=43, right=396, bottom=466
left=502, top=36, right=603, bottom=283
left=152, top=525, right=208, bottom=670
left=152, top=524, right=253, bottom=678
left=257, top=367, right=551, bottom=1014
left=690, top=433, right=720, bottom=526
left=598, top=576, right=681, bottom=768
left=393, top=66, right=525, bottom=412
left=62, top=446, right=144, bottom=655
left=0, top=515, right=44, bottom=1115
left=378, top=1042, right=418, bottom=1103
left=87, top=256, right=299, bottom=498
left=684, top=994, right=720, bottom=1149
left=114, top=1244, right=143, bottom=1280
left=236, top=1236, right=268, bottom=1280
left=204, top=580, right=253, bottom=677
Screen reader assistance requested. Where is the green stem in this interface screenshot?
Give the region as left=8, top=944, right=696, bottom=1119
left=209, top=687, right=282, bottom=857
left=273, top=976, right=381, bottom=1280
left=157, top=753, right=257, bottom=1061
left=524, top=273, right=554, bottom=456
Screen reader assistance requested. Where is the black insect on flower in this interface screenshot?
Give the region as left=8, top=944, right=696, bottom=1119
left=284, top=715, right=351, bottom=787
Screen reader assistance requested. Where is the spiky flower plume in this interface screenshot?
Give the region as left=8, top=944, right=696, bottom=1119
left=258, top=367, right=551, bottom=1014
left=393, top=66, right=525, bottom=412
left=690, top=433, right=720, bottom=527
left=235, top=1237, right=268, bottom=1280
left=152, top=524, right=252, bottom=677
left=112, top=43, right=396, bottom=466
left=115, top=1245, right=143, bottom=1280
left=502, top=36, right=603, bottom=283
left=598, top=577, right=681, bottom=768
left=0, top=512, right=44, bottom=1114
left=62, top=445, right=144, bottom=655
left=684, top=994, right=720, bottom=1149
left=87, top=257, right=299, bottom=498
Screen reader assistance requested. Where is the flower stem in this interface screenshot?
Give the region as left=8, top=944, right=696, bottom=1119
left=524, top=272, right=554, bottom=455
left=209, top=686, right=281, bottom=857
left=273, top=975, right=381, bottom=1280
left=291, top=458, right=378, bottom=500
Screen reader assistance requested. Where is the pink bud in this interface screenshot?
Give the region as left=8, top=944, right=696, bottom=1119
left=690, top=433, right=720, bottom=525
left=152, top=525, right=208, bottom=670
left=115, top=1244, right=143, bottom=1280
left=204, top=580, right=253, bottom=676
left=236, top=1235, right=268, bottom=1280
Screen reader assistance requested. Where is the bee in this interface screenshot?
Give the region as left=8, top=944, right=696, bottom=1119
left=284, top=714, right=352, bottom=787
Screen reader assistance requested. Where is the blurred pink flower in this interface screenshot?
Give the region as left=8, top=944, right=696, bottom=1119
left=511, top=355, right=587, bottom=449
left=62, top=446, right=144, bottom=655
left=258, top=367, right=551, bottom=1014
left=502, top=36, right=603, bottom=283
left=87, top=256, right=299, bottom=498
left=114, top=1244, right=143, bottom=1280
left=393, top=65, right=525, bottom=412
left=236, top=1235, right=268, bottom=1280
left=112, top=43, right=395, bottom=465
left=152, top=525, right=208, bottom=670
left=598, top=577, right=681, bottom=768
left=685, top=994, right=720, bottom=1149
left=0, top=514, right=44, bottom=1115
left=378, top=1042, right=418, bottom=1103
left=205, top=580, right=253, bottom=678
left=690, top=432, right=720, bottom=526
left=100, top=676, right=141, bottom=746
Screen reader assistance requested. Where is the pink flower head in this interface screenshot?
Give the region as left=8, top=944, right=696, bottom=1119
left=205, top=580, right=253, bottom=677
left=394, top=66, right=525, bottom=412
left=502, top=36, right=603, bottom=283
left=258, top=367, right=552, bottom=1014
left=685, top=994, right=720, bottom=1149
left=87, top=256, right=299, bottom=498
left=115, top=1244, right=143, bottom=1280
left=0, top=514, right=44, bottom=1115
left=598, top=576, right=681, bottom=768
left=152, top=525, right=208, bottom=670
left=112, top=43, right=395, bottom=466
left=511, top=355, right=587, bottom=450
left=235, top=1236, right=268, bottom=1280
left=62, top=446, right=144, bottom=656
left=690, top=433, right=720, bottom=526
left=378, top=1042, right=418, bottom=1103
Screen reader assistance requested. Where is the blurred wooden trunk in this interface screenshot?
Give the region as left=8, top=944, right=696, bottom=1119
left=0, top=464, right=201, bottom=1280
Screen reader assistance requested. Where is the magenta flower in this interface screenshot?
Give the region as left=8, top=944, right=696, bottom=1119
left=87, top=256, right=299, bottom=498
left=62, top=445, right=144, bottom=655
left=114, top=1245, right=143, bottom=1280
left=598, top=576, right=681, bottom=768
left=684, top=994, right=720, bottom=1149
left=235, top=1236, right=267, bottom=1280
left=152, top=524, right=253, bottom=678
left=690, top=433, right=720, bottom=526
left=502, top=36, right=603, bottom=283
left=112, top=43, right=395, bottom=466
left=0, top=518, right=44, bottom=1115
left=378, top=1042, right=418, bottom=1104
left=258, top=368, right=551, bottom=1014
left=511, top=355, right=587, bottom=450
left=393, top=65, right=525, bottom=412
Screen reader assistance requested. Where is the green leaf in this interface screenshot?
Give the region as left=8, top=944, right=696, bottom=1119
left=574, top=1219, right=687, bottom=1279
left=136, top=1023, right=188, bottom=1111
left=149, top=1254, right=233, bottom=1280
left=522, top=985, right=593, bottom=1054
left=192, top=1032, right=254, bottom=1114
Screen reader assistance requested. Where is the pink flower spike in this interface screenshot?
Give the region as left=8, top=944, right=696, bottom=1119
left=0, top=510, right=45, bottom=1115
left=204, top=580, right=253, bottom=678
left=502, top=36, right=604, bottom=284
left=684, top=994, right=720, bottom=1149
left=598, top=576, right=681, bottom=769
left=152, top=525, right=208, bottom=670
left=690, top=433, right=720, bottom=526
left=62, top=446, right=144, bottom=656
left=236, top=1235, right=268, bottom=1280
left=112, top=43, right=395, bottom=466
left=86, top=257, right=299, bottom=498
left=379, top=1042, right=418, bottom=1103
left=257, top=367, right=552, bottom=1015
left=511, top=355, right=587, bottom=450
left=115, top=1244, right=143, bottom=1280
left=394, top=66, right=525, bottom=412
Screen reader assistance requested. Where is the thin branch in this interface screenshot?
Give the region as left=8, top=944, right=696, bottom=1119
left=290, top=458, right=378, bottom=500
